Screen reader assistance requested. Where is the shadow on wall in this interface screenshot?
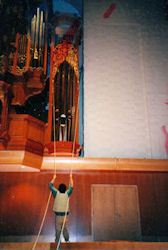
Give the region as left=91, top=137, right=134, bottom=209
left=0, top=182, right=53, bottom=236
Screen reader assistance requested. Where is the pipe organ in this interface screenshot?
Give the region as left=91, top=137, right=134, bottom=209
left=12, top=7, right=47, bottom=74
left=53, top=58, right=77, bottom=142
left=0, top=3, right=82, bottom=156
left=9, top=7, right=48, bottom=106
left=0, top=5, right=48, bottom=149
left=17, top=34, right=28, bottom=70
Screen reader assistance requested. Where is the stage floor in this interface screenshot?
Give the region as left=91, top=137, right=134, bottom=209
left=0, top=241, right=168, bottom=250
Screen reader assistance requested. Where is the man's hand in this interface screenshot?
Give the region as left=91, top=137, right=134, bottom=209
left=50, top=174, right=56, bottom=183
left=70, top=172, right=73, bottom=187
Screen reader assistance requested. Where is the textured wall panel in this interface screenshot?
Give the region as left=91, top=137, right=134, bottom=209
left=84, top=0, right=168, bottom=158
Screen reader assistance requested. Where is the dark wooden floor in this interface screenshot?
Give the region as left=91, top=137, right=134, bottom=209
left=0, top=241, right=168, bottom=250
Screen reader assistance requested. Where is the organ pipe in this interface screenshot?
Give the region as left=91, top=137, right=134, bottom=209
left=29, top=8, right=46, bottom=67
left=31, top=15, right=36, bottom=47
left=39, top=11, right=43, bottom=50
left=35, top=8, right=39, bottom=50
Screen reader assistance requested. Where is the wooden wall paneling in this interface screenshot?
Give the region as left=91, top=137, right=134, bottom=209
left=78, top=174, right=92, bottom=236
left=35, top=174, right=54, bottom=236
left=92, top=185, right=141, bottom=241
left=68, top=174, right=79, bottom=239
left=152, top=173, right=168, bottom=236
left=0, top=173, right=46, bottom=235
left=114, top=185, right=141, bottom=240
left=136, top=173, right=158, bottom=237
left=0, top=171, right=168, bottom=241
left=91, top=185, right=116, bottom=241
left=74, top=173, right=89, bottom=236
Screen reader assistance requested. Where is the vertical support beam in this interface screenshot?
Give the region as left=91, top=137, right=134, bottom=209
left=43, top=42, right=48, bottom=75
left=12, top=33, right=19, bottom=74
left=26, top=32, right=31, bottom=70
left=43, top=6, right=48, bottom=75
left=44, top=36, right=54, bottom=144
left=74, top=47, right=79, bottom=145
left=62, top=62, right=66, bottom=115
left=75, top=78, right=79, bottom=145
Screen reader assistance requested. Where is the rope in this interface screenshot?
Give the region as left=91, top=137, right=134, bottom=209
left=31, top=80, right=57, bottom=250
left=32, top=67, right=80, bottom=250
left=56, top=91, right=79, bottom=250
left=32, top=192, right=52, bottom=250
left=32, top=25, right=83, bottom=247
left=52, top=79, right=57, bottom=174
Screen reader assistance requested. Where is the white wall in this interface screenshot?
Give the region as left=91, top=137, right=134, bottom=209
left=84, top=0, right=168, bottom=158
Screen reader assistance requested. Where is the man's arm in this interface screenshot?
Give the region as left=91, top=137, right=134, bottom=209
left=67, top=173, right=73, bottom=197
left=50, top=174, right=56, bottom=184
left=49, top=175, right=58, bottom=198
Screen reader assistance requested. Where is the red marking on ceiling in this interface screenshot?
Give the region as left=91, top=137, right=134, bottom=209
left=103, top=3, right=116, bottom=19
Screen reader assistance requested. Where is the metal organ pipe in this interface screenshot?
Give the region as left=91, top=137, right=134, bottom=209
left=39, top=11, right=43, bottom=50
left=30, top=8, right=46, bottom=67
left=35, top=8, right=39, bottom=50
left=31, top=15, right=36, bottom=48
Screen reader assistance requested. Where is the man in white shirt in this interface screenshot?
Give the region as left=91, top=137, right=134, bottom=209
left=49, top=174, right=73, bottom=249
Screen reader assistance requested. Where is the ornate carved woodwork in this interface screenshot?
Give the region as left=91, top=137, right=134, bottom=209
left=52, top=40, right=79, bottom=81
left=11, top=67, right=47, bottom=106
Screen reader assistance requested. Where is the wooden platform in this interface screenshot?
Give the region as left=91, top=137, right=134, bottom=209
left=0, top=241, right=168, bottom=250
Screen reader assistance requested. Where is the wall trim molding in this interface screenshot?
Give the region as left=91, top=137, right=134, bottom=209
left=41, top=157, right=168, bottom=172
left=0, top=152, right=167, bottom=172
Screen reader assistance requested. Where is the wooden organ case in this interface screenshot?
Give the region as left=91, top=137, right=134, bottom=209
left=0, top=7, right=82, bottom=158
left=0, top=6, right=48, bottom=155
